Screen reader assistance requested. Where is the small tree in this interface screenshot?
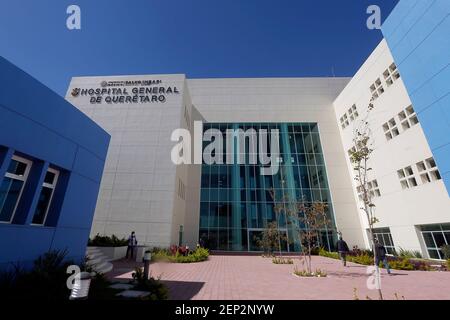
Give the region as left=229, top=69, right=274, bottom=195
left=348, top=99, right=383, bottom=300
left=271, top=188, right=330, bottom=274
left=297, top=200, right=331, bottom=274
left=257, top=221, right=286, bottom=256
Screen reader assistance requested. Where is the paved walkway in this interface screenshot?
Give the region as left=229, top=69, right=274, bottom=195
left=108, top=255, right=450, bottom=300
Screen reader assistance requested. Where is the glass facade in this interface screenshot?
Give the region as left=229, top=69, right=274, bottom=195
left=199, top=122, right=337, bottom=252
left=420, top=223, right=450, bottom=259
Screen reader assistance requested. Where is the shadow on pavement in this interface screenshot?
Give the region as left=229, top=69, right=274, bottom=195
left=162, top=280, right=205, bottom=300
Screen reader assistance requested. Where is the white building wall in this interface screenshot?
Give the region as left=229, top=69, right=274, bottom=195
left=66, top=74, right=186, bottom=247
left=333, top=40, right=450, bottom=256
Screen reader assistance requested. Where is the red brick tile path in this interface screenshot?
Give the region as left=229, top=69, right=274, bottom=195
left=108, top=255, right=450, bottom=300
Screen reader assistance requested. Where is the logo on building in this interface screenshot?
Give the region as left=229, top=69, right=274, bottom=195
left=71, top=88, right=80, bottom=97
left=69, top=79, right=179, bottom=104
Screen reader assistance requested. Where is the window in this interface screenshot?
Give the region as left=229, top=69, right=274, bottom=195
left=340, top=105, right=358, bottom=130
left=357, top=179, right=381, bottom=202
left=397, top=166, right=417, bottom=189
left=0, top=156, right=32, bottom=223
left=373, top=227, right=396, bottom=255
left=398, top=105, right=419, bottom=131
left=370, top=78, right=384, bottom=100
left=416, top=157, right=441, bottom=184
left=420, top=224, right=450, bottom=259
left=31, top=168, right=59, bottom=225
left=348, top=104, right=359, bottom=121
left=382, top=118, right=399, bottom=141
left=340, top=114, right=349, bottom=129
left=383, top=63, right=400, bottom=87
left=199, top=122, right=337, bottom=252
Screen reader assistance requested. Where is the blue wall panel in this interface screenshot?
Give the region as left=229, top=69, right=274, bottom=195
left=382, top=0, right=450, bottom=195
left=0, top=57, right=110, bottom=270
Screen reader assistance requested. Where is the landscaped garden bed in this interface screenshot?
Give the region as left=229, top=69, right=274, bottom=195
left=319, top=247, right=449, bottom=271
left=0, top=249, right=168, bottom=300
left=88, top=234, right=128, bottom=260
left=151, top=246, right=209, bottom=263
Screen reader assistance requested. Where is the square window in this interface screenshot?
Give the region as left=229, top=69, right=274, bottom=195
left=400, top=180, right=409, bottom=189
left=401, top=121, right=410, bottom=130
left=426, top=158, right=436, bottom=168
left=420, top=173, right=431, bottom=184
left=430, top=170, right=441, bottom=181
left=416, top=161, right=426, bottom=172
left=398, top=111, right=407, bottom=121
left=408, top=177, right=417, bottom=187
left=405, top=166, right=413, bottom=176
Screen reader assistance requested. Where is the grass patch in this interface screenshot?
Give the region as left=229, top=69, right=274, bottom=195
left=293, top=266, right=327, bottom=277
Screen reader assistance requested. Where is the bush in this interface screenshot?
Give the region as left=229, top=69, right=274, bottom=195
left=388, top=258, right=414, bottom=271
left=447, top=260, right=450, bottom=271
left=350, top=246, right=373, bottom=257
left=0, top=250, right=73, bottom=299
left=272, top=257, right=293, bottom=264
left=441, top=245, right=450, bottom=260
left=347, top=254, right=373, bottom=266
left=398, top=247, right=422, bottom=259
left=319, top=248, right=373, bottom=265
left=319, top=248, right=339, bottom=259
left=293, top=266, right=327, bottom=277
left=151, top=247, right=209, bottom=263
left=132, top=267, right=169, bottom=300
left=88, top=234, right=128, bottom=247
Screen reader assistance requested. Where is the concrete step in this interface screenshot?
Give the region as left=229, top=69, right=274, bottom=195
left=86, top=247, right=102, bottom=254
left=85, top=247, right=113, bottom=274
left=91, top=261, right=113, bottom=274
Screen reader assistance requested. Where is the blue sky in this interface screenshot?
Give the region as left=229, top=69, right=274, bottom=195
left=0, top=0, right=399, bottom=96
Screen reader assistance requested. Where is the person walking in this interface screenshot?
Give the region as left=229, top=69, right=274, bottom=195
left=126, top=231, right=138, bottom=260
left=374, top=239, right=391, bottom=274
left=336, top=236, right=350, bottom=267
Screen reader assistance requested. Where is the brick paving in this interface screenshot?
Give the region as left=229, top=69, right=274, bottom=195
left=108, top=255, right=450, bottom=300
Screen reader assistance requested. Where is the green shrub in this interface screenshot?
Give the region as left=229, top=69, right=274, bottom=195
left=151, top=247, right=209, bottom=263
left=398, top=247, right=422, bottom=259
left=0, top=250, right=73, bottom=299
left=293, top=266, right=327, bottom=277
left=447, top=260, right=450, bottom=271
left=88, top=234, right=128, bottom=247
left=347, top=254, right=373, bottom=266
left=132, top=267, right=169, bottom=300
left=319, top=248, right=339, bottom=259
left=272, top=257, right=293, bottom=264
left=388, top=258, right=414, bottom=271
left=441, top=245, right=450, bottom=260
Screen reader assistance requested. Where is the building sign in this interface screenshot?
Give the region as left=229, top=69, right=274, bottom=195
left=70, top=79, right=180, bottom=104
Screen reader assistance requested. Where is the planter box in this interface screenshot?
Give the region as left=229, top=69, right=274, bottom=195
left=91, top=246, right=128, bottom=261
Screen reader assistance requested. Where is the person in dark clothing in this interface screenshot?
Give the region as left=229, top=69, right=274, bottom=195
left=336, top=236, right=350, bottom=266
left=126, top=231, right=138, bottom=260
left=374, top=239, right=391, bottom=274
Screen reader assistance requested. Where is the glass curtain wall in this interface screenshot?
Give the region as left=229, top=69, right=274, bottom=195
left=199, top=123, right=337, bottom=252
